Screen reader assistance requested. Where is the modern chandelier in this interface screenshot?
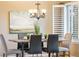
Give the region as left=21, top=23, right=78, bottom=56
left=28, top=2, right=46, bottom=20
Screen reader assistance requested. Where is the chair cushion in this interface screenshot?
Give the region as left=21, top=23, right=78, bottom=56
left=59, top=47, right=69, bottom=52
left=7, top=49, right=21, bottom=55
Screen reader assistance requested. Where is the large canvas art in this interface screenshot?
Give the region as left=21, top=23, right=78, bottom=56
left=9, top=11, right=36, bottom=33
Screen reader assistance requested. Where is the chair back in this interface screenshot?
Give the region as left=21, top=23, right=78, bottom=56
left=18, top=33, right=25, bottom=39
left=29, top=35, right=42, bottom=54
left=63, top=33, right=72, bottom=48
left=0, top=34, right=7, bottom=53
left=64, top=33, right=72, bottom=41
left=18, top=33, right=28, bottom=50
left=47, top=34, right=59, bottom=53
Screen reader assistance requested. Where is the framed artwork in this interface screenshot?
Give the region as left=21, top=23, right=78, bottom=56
left=9, top=11, right=36, bottom=33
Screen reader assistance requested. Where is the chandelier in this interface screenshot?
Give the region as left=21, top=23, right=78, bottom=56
left=28, top=2, right=46, bottom=20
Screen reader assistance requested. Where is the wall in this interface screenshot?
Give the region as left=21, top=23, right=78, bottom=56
left=0, top=1, right=52, bottom=55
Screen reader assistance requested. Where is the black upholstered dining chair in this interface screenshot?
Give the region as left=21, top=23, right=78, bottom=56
left=27, top=35, right=42, bottom=56
left=47, top=34, right=59, bottom=57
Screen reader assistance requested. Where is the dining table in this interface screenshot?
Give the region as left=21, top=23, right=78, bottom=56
left=9, top=38, right=65, bottom=57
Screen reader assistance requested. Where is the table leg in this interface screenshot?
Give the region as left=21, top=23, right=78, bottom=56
left=21, top=42, right=24, bottom=57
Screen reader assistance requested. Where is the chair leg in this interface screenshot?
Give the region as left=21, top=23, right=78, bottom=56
left=56, top=53, right=58, bottom=57
left=16, top=53, right=22, bottom=57
left=48, top=52, right=51, bottom=57
left=16, top=53, right=19, bottom=57
left=3, top=53, right=7, bottom=57
left=63, top=51, right=65, bottom=57
left=3, top=53, right=5, bottom=57
left=68, top=51, right=70, bottom=57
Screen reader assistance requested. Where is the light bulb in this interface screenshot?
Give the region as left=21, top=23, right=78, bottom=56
left=41, top=9, right=46, bottom=13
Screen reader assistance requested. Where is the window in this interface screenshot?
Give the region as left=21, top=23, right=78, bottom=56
left=65, top=3, right=79, bottom=39
left=52, top=2, right=79, bottom=39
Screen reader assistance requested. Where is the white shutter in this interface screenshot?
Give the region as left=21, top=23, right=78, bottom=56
left=72, top=5, right=78, bottom=39
left=65, top=3, right=78, bottom=39
left=52, top=5, right=64, bottom=38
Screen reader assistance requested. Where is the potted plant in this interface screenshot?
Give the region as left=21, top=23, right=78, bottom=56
left=34, top=22, right=40, bottom=35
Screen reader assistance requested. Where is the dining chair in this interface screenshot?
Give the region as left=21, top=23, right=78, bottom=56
left=59, top=33, right=72, bottom=56
left=47, top=34, right=59, bottom=57
left=0, top=34, right=22, bottom=57
left=18, top=33, right=28, bottom=52
left=27, top=35, right=42, bottom=56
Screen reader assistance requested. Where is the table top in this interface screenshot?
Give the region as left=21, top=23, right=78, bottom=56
left=9, top=38, right=65, bottom=43
left=9, top=39, right=29, bottom=43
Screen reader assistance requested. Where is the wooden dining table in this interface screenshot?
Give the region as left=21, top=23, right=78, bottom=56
left=9, top=38, right=65, bottom=57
